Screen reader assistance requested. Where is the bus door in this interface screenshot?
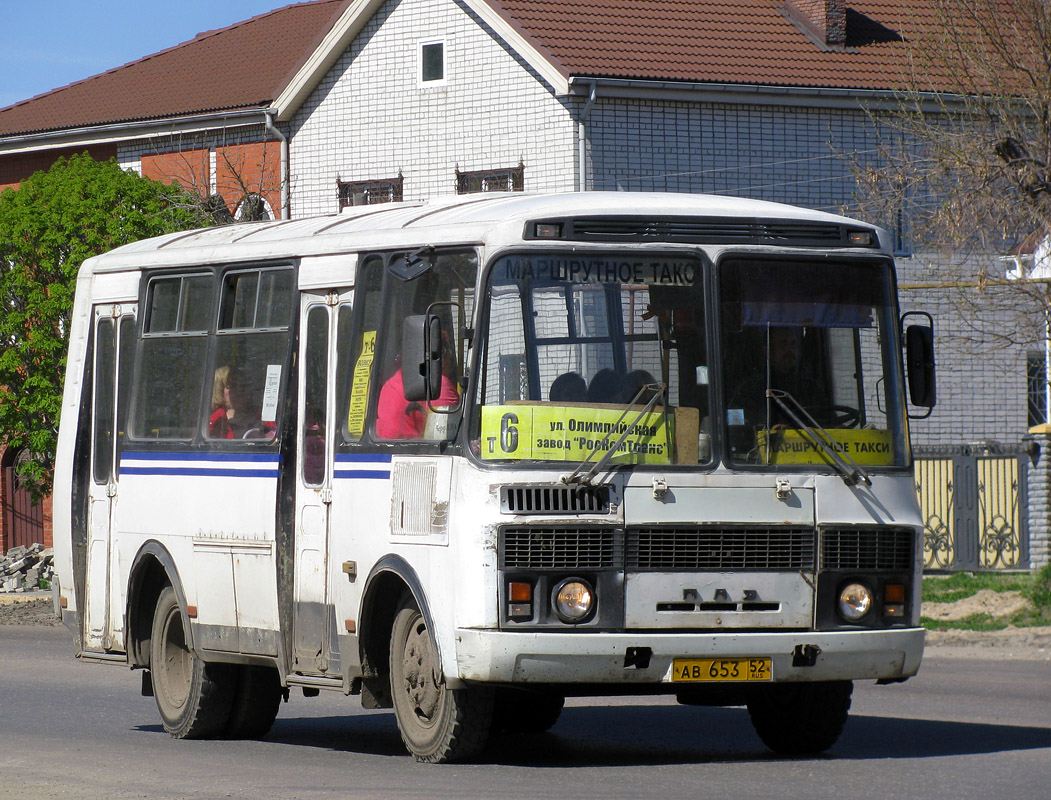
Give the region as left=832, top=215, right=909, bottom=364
left=292, top=291, right=349, bottom=674
left=84, top=305, right=136, bottom=651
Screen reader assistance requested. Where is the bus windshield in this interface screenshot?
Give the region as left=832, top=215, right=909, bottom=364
left=720, top=256, right=908, bottom=469
left=475, top=252, right=710, bottom=467
left=474, top=251, right=908, bottom=472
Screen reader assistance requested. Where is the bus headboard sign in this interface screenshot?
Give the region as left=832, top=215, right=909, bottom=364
left=481, top=404, right=677, bottom=464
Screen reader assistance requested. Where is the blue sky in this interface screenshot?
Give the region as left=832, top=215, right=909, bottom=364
left=1, top=1, right=290, bottom=109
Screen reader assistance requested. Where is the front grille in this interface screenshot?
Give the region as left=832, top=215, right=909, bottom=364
left=501, top=485, right=611, bottom=515
left=821, top=527, right=914, bottom=570
left=627, top=527, right=816, bottom=571
left=563, top=216, right=859, bottom=247
left=500, top=527, right=621, bottom=569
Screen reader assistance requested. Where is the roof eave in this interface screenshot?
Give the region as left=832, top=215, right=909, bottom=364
left=567, top=76, right=966, bottom=112
left=0, top=107, right=274, bottom=156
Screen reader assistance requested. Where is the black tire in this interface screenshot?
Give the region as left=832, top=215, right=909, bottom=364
left=150, top=586, right=235, bottom=739
left=224, top=665, right=283, bottom=739
left=389, top=596, right=493, bottom=763
left=493, top=689, right=564, bottom=734
left=747, top=680, right=853, bottom=755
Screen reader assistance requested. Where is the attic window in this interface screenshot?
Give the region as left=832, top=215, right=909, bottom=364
left=420, top=40, right=445, bottom=84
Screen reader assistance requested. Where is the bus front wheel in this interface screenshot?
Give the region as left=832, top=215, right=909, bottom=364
left=746, top=680, right=853, bottom=755
left=150, top=586, right=234, bottom=738
left=389, top=596, right=493, bottom=763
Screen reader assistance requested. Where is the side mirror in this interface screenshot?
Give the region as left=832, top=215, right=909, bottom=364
left=903, top=313, right=936, bottom=414
left=402, top=314, right=442, bottom=402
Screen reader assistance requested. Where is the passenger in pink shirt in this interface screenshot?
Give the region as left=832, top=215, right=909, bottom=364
left=375, top=359, right=459, bottom=439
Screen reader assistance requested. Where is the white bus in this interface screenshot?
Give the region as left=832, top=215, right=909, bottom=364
left=53, top=192, right=936, bottom=763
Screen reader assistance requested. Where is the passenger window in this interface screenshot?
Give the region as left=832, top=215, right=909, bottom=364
left=208, top=267, right=294, bottom=441
left=132, top=274, right=213, bottom=439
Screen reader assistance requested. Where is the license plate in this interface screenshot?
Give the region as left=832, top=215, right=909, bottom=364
left=672, top=657, right=772, bottom=682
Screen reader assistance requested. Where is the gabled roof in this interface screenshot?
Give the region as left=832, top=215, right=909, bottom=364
left=0, top=0, right=346, bottom=138
left=0, top=0, right=971, bottom=141
left=480, top=0, right=933, bottom=91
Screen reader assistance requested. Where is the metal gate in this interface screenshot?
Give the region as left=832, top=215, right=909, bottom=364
left=2, top=448, right=44, bottom=553
left=914, top=445, right=1029, bottom=571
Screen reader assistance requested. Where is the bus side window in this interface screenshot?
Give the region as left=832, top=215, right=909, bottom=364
left=208, top=267, right=294, bottom=442
left=343, top=256, right=384, bottom=441
left=131, top=274, right=212, bottom=440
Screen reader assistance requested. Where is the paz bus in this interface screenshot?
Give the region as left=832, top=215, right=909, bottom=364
left=53, top=191, right=936, bottom=763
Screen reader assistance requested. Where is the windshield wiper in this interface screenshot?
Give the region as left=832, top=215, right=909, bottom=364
left=563, top=383, right=667, bottom=486
left=765, top=389, right=871, bottom=487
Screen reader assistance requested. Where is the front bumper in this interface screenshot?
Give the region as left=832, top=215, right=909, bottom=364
left=454, top=627, right=925, bottom=686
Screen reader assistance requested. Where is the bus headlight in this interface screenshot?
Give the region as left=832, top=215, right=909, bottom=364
left=837, top=582, right=873, bottom=622
left=552, top=578, right=595, bottom=623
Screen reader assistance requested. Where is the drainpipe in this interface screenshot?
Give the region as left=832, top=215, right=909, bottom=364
left=264, top=110, right=289, bottom=219
left=577, top=81, right=597, bottom=192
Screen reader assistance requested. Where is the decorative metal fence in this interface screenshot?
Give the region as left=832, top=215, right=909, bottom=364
left=914, top=445, right=1030, bottom=571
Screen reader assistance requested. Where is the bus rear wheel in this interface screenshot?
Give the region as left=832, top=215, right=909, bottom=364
left=224, top=665, right=283, bottom=739
left=150, top=586, right=235, bottom=739
left=389, top=596, right=493, bottom=763
left=746, top=680, right=853, bottom=755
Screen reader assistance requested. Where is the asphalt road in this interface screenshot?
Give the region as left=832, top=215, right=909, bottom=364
left=2, top=624, right=1049, bottom=800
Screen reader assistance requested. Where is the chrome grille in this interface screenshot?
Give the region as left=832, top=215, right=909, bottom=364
left=501, top=485, right=611, bottom=515
left=821, top=527, right=914, bottom=570
left=500, top=527, right=621, bottom=569
left=627, top=527, right=816, bottom=571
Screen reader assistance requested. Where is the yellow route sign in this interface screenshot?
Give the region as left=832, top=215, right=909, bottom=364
left=346, top=330, right=376, bottom=437
left=480, top=404, right=673, bottom=464
left=757, top=428, right=894, bottom=466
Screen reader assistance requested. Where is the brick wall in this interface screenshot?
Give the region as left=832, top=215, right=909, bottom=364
left=288, top=0, right=577, bottom=217
left=0, top=144, right=119, bottom=192
left=121, top=127, right=283, bottom=219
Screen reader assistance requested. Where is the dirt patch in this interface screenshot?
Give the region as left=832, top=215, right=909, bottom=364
left=0, top=597, right=61, bottom=626
left=921, top=589, right=1031, bottom=621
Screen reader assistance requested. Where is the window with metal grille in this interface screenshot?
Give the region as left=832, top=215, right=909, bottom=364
left=456, top=163, right=523, bottom=194
left=1028, top=350, right=1047, bottom=427
left=337, top=175, right=403, bottom=209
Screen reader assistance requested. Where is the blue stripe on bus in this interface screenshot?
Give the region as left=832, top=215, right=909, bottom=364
left=120, top=467, right=280, bottom=478
left=333, top=453, right=392, bottom=480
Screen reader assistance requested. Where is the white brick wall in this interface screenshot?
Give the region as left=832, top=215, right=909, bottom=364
left=584, top=99, right=876, bottom=211
left=288, top=0, right=577, bottom=217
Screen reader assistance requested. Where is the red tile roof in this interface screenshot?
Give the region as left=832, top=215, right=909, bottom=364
left=0, top=0, right=346, bottom=137
left=0, top=0, right=995, bottom=140
left=485, top=0, right=942, bottom=91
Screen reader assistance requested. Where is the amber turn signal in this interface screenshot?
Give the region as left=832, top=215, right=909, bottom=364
left=509, top=581, right=533, bottom=603
left=884, top=583, right=906, bottom=604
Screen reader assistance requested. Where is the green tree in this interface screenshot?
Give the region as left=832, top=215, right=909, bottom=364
left=0, top=153, right=204, bottom=497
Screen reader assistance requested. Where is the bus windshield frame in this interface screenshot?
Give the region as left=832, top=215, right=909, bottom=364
left=471, top=248, right=909, bottom=473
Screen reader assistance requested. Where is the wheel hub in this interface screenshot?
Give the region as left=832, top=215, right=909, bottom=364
left=402, top=619, right=441, bottom=722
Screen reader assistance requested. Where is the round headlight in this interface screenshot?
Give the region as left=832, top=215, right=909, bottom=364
left=553, top=578, right=595, bottom=623
left=838, top=582, right=873, bottom=621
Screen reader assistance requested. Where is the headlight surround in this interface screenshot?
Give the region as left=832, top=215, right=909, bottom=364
left=837, top=581, right=874, bottom=622
left=552, top=578, right=595, bottom=623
